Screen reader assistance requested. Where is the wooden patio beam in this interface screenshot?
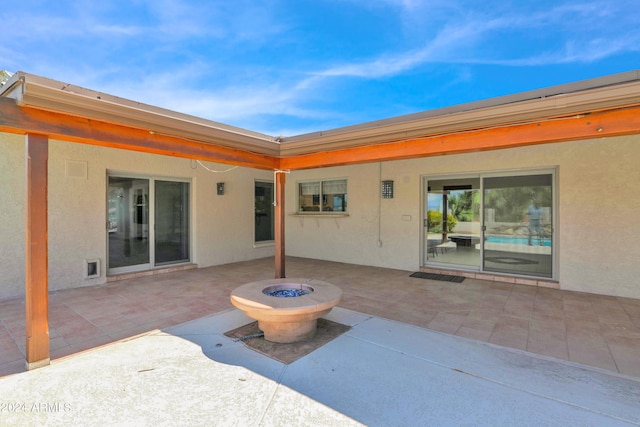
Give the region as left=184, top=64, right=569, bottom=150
left=274, top=172, right=287, bottom=278
left=0, top=98, right=278, bottom=170
left=279, top=106, right=640, bottom=170
left=25, top=133, right=50, bottom=370
left=4, top=97, right=640, bottom=172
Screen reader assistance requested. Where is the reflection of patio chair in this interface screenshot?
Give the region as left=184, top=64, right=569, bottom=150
left=437, top=241, right=457, bottom=254
left=427, top=239, right=457, bottom=258
left=427, top=240, right=439, bottom=258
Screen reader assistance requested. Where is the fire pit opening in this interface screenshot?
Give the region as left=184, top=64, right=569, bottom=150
left=263, top=284, right=314, bottom=298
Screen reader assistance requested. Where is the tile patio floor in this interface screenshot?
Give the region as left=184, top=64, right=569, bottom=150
left=1, top=256, right=640, bottom=378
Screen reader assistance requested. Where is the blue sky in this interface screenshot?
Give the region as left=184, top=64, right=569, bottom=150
left=2, top=1, right=639, bottom=136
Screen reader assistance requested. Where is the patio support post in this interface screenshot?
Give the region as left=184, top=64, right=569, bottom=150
left=274, top=171, right=286, bottom=278
left=25, top=133, right=50, bottom=370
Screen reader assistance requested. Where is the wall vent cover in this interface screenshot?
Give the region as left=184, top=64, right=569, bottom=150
left=85, top=259, right=100, bottom=278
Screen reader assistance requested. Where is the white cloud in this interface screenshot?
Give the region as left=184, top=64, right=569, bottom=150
left=3, top=0, right=639, bottom=135
left=309, top=2, right=640, bottom=80
left=313, top=19, right=489, bottom=79
left=482, top=36, right=640, bottom=67
left=77, top=64, right=334, bottom=134
left=76, top=0, right=638, bottom=131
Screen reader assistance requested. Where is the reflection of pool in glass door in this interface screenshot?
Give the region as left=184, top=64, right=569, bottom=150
left=425, top=177, right=481, bottom=269
left=482, top=174, right=553, bottom=278
left=424, top=171, right=555, bottom=279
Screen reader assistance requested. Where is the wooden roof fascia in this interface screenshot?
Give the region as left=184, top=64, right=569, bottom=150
left=2, top=73, right=281, bottom=157
left=278, top=78, right=640, bottom=156
left=0, top=97, right=279, bottom=170
left=279, top=105, right=640, bottom=170
left=3, top=97, right=640, bottom=172
left=3, top=71, right=640, bottom=172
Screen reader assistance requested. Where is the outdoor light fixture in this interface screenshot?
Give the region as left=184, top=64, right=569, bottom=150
left=217, top=182, right=225, bottom=195
left=381, top=180, right=394, bottom=199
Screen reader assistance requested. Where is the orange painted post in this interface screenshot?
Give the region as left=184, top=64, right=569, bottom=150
left=274, top=172, right=286, bottom=278
left=25, top=133, right=50, bottom=370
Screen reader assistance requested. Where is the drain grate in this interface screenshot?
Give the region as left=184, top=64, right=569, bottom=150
left=410, top=272, right=465, bottom=283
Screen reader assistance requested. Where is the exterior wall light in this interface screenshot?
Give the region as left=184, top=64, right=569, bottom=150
left=381, top=180, right=394, bottom=199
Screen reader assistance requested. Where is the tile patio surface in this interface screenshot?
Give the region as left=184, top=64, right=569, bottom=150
left=2, top=307, right=639, bottom=426
left=1, top=256, right=640, bottom=379
left=0, top=258, right=640, bottom=377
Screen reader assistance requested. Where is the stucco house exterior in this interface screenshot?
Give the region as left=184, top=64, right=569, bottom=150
left=2, top=70, right=640, bottom=367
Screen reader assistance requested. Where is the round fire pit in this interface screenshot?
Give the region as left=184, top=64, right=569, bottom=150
left=230, top=278, right=342, bottom=343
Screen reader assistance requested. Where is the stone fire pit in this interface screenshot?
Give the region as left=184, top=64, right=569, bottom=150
left=230, top=278, right=342, bottom=343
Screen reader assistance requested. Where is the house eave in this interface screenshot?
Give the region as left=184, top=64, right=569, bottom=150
left=1, top=72, right=281, bottom=157
left=2, top=70, right=640, bottom=161
left=278, top=70, right=640, bottom=156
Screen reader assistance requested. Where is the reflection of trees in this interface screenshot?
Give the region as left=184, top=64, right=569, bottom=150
left=448, top=190, right=479, bottom=222
left=485, top=186, right=551, bottom=222
left=427, top=211, right=457, bottom=233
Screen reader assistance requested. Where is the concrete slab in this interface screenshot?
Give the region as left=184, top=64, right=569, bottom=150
left=0, top=308, right=638, bottom=426
left=282, top=317, right=640, bottom=426
left=346, top=316, right=640, bottom=423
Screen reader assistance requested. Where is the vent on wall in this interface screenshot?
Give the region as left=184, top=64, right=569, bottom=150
left=65, top=160, right=88, bottom=179
left=85, top=259, right=100, bottom=279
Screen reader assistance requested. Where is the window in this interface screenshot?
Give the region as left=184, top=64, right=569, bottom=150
left=298, top=179, right=347, bottom=213
left=255, top=181, right=274, bottom=242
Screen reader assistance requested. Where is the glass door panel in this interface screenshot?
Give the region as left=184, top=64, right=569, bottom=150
left=155, top=180, right=190, bottom=265
left=425, top=178, right=481, bottom=268
left=255, top=181, right=274, bottom=242
left=108, top=177, right=150, bottom=270
left=482, top=174, right=553, bottom=278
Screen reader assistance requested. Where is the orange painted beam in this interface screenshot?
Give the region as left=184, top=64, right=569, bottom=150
left=4, top=97, right=640, bottom=172
left=25, top=133, right=50, bottom=370
left=280, top=106, right=640, bottom=170
left=274, top=172, right=286, bottom=278
left=0, top=98, right=278, bottom=170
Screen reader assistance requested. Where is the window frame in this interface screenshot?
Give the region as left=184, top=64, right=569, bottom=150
left=254, top=180, right=275, bottom=244
left=422, top=167, right=557, bottom=280
left=107, top=172, right=192, bottom=275
left=297, top=178, right=348, bottom=214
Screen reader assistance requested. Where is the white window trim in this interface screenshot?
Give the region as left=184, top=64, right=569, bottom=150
left=422, top=167, right=558, bottom=281
left=106, top=171, right=193, bottom=275
left=296, top=178, right=348, bottom=214
left=254, top=179, right=275, bottom=244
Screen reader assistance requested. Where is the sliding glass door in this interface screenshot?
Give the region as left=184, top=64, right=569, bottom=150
left=483, top=173, right=553, bottom=278
left=108, top=175, right=190, bottom=274
left=424, top=170, right=555, bottom=279
left=255, top=181, right=274, bottom=243
left=425, top=177, right=481, bottom=269
left=155, top=180, right=190, bottom=265
left=108, top=177, right=150, bottom=271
